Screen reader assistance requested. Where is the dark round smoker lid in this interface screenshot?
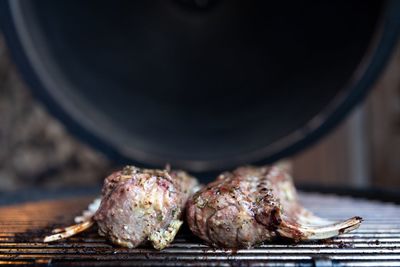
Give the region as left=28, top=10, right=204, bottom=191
left=1, top=0, right=400, bottom=172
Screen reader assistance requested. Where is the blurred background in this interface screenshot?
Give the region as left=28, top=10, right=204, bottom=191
left=0, top=31, right=399, bottom=192
left=1, top=0, right=400, bottom=195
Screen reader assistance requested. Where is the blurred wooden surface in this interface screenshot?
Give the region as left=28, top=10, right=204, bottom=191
left=366, top=43, right=400, bottom=188
left=292, top=115, right=354, bottom=186
left=292, top=41, right=400, bottom=189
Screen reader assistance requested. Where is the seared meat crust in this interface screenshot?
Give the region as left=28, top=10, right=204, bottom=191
left=94, top=166, right=198, bottom=249
left=187, top=163, right=361, bottom=248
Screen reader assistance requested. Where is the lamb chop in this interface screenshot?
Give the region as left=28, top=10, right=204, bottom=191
left=186, top=163, right=362, bottom=248
left=44, top=166, right=199, bottom=250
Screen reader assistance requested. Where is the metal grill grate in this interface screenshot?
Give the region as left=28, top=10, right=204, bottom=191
left=0, top=193, right=399, bottom=266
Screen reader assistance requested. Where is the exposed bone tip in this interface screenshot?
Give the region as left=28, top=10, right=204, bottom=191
left=344, top=216, right=363, bottom=230
left=278, top=214, right=363, bottom=241
left=354, top=216, right=363, bottom=222
left=43, top=219, right=94, bottom=243
left=339, top=216, right=363, bottom=234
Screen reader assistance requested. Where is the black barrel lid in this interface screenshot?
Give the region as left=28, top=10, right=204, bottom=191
left=1, top=0, right=400, bottom=173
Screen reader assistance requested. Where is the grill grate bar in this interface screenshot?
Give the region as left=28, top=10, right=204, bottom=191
left=1, top=248, right=400, bottom=255
left=9, top=245, right=400, bottom=255
left=2, top=233, right=400, bottom=241
left=338, top=262, right=400, bottom=267
left=1, top=239, right=400, bottom=249
left=1, top=253, right=400, bottom=261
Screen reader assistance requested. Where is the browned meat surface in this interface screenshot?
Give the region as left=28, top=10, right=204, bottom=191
left=186, top=163, right=362, bottom=248
left=94, top=166, right=198, bottom=249
left=44, top=166, right=199, bottom=250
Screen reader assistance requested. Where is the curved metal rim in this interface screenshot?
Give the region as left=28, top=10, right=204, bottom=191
left=0, top=0, right=399, bottom=172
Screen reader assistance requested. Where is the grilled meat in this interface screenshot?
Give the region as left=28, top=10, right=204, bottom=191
left=186, top=163, right=362, bottom=248
left=44, top=166, right=199, bottom=250
left=94, top=166, right=198, bottom=249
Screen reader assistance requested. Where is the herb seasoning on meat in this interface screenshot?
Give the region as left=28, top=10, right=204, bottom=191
left=44, top=166, right=199, bottom=250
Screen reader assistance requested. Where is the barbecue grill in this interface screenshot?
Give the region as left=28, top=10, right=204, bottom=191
left=1, top=191, right=400, bottom=266
left=1, top=0, right=400, bottom=266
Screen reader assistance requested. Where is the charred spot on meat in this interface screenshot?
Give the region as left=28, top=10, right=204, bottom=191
left=186, top=162, right=362, bottom=248
left=44, top=166, right=199, bottom=250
